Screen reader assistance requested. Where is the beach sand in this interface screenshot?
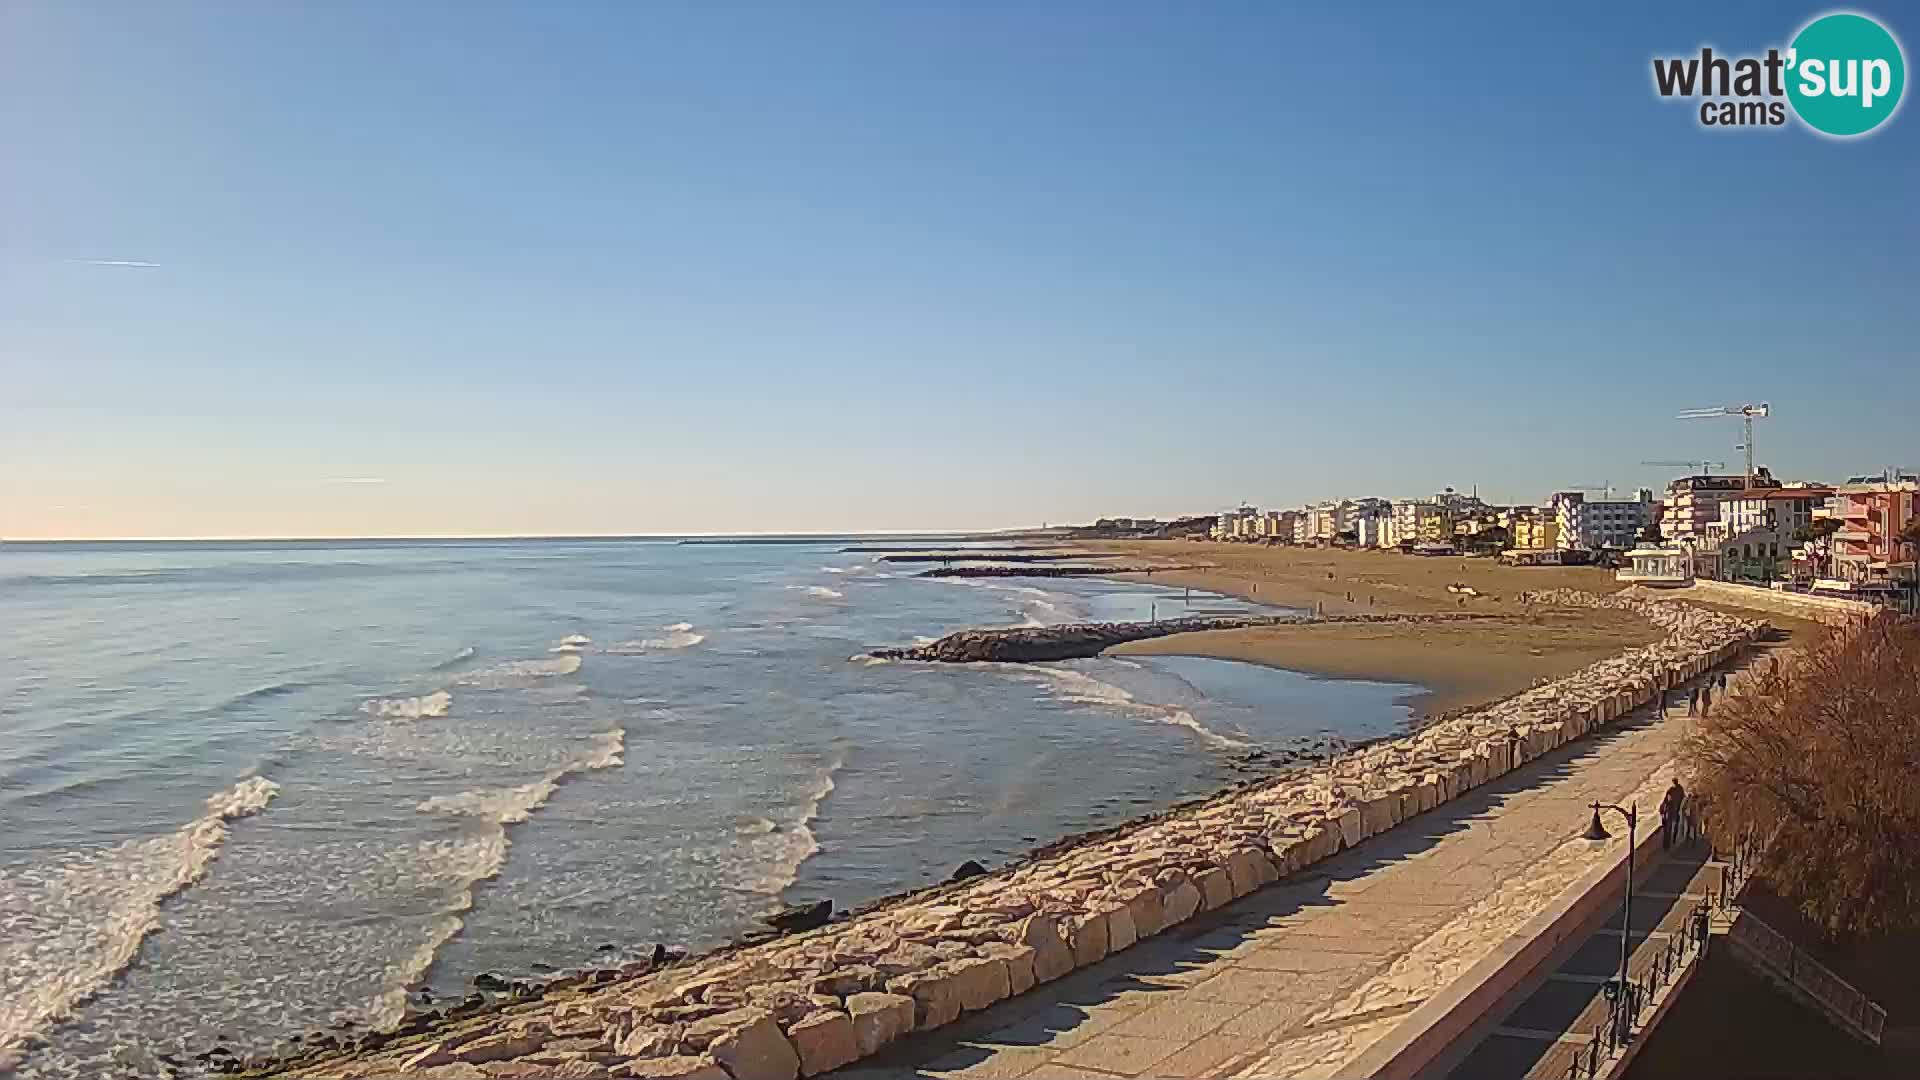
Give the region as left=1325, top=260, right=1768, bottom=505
left=1084, top=541, right=1666, bottom=717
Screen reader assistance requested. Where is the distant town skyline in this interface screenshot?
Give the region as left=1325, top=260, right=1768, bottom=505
left=3, top=2, right=1915, bottom=540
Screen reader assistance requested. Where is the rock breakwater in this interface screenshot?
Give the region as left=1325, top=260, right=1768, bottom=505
left=916, top=564, right=1196, bottom=579
left=256, top=593, right=1765, bottom=1080
left=869, top=612, right=1494, bottom=664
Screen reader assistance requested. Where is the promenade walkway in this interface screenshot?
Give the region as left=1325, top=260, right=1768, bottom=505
left=832, top=675, right=1726, bottom=1080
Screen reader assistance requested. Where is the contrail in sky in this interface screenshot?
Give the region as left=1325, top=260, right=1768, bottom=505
left=67, top=259, right=162, bottom=268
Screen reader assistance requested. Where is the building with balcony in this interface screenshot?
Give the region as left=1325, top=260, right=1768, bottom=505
left=1391, top=500, right=1443, bottom=547
left=1710, top=486, right=1833, bottom=539
left=1553, top=489, right=1656, bottom=552
left=1507, top=509, right=1560, bottom=551
left=1659, top=468, right=1776, bottom=546
left=1826, top=478, right=1919, bottom=584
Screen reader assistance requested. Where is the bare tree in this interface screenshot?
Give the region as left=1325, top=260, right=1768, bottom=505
left=1681, top=614, right=1920, bottom=936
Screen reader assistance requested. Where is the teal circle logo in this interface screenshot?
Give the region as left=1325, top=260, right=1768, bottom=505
left=1786, top=12, right=1906, bottom=136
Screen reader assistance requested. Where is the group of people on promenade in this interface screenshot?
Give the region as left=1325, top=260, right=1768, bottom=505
left=1685, top=670, right=1729, bottom=717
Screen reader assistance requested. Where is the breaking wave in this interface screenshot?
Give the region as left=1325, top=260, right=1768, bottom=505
left=1016, top=666, right=1253, bottom=751
left=359, top=690, right=452, bottom=721
left=375, top=730, right=626, bottom=1026
left=452, top=653, right=582, bottom=688
left=549, top=634, right=592, bottom=654
left=604, top=623, right=706, bottom=653
left=744, top=752, right=842, bottom=897
left=787, top=585, right=844, bottom=600
left=0, top=777, right=280, bottom=1063
left=431, top=646, right=477, bottom=671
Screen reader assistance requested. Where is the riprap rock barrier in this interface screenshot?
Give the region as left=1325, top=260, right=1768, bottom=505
left=260, top=593, right=1764, bottom=1080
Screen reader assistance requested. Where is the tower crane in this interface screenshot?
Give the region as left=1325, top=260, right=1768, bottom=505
left=1641, top=459, right=1728, bottom=474
left=1676, top=404, right=1769, bottom=490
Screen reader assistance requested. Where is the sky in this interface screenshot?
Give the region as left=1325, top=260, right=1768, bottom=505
left=2, top=1, right=1915, bottom=539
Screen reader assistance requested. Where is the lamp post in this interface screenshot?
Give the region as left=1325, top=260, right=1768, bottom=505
left=1584, top=802, right=1639, bottom=1038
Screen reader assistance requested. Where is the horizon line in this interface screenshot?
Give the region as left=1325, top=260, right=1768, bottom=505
left=0, top=526, right=1062, bottom=544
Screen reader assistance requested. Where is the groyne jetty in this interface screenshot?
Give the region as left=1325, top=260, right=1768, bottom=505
left=868, top=612, right=1493, bottom=664
left=915, top=564, right=1196, bottom=579
left=254, top=590, right=1765, bottom=1080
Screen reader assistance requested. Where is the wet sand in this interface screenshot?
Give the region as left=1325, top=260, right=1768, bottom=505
left=1086, top=541, right=1665, bottom=717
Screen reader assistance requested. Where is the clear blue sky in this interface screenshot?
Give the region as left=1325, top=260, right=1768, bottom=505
left=2, top=1, right=1914, bottom=538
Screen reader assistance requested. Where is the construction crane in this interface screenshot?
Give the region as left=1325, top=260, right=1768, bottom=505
left=1641, top=459, right=1728, bottom=474
left=1676, top=403, right=1769, bottom=490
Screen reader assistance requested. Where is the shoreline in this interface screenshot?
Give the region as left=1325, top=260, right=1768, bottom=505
left=1079, top=542, right=1665, bottom=718
left=248, top=590, right=1768, bottom=1080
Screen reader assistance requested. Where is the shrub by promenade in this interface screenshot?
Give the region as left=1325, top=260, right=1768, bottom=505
left=1682, top=613, right=1920, bottom=937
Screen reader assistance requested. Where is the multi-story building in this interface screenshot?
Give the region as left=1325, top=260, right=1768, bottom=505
left=1706, top=486, right=1833, bottom=542
left=1554, top=489, right=1657, bottom=552
left=1508, top=508, right=1560, bottom=551
left=1826, top=478, right=1920, bottom=584
left=1390, top=500, right=1443, bottom=547
left=1660, top=468, right=1776, bottom=546
left=1258, top=509, right=1299, bottom=540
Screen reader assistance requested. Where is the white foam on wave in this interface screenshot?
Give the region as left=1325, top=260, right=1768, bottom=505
left=1016, top=666, right=1253, bottom=751
left=786, top=584, right=845, bottom=600
left=359, top=689, right=452, bottom=721
left=368, top=730, right=625, bottom=1027
left=452, top=653, right=582, bottom=688
left=745, top=752, right=842, bottom=897
left=604, top=622, right=706, bottom=653
left=0, top=776, right=280, bottom=1061
left=432, top=646, right=477, bottom=670
left=549, top=633, right=593, bottom=653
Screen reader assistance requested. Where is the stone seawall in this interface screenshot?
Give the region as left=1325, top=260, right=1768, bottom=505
left=869, top=612, right=1495, bottom=663
left=260, top=594, right=1765, bottom=1080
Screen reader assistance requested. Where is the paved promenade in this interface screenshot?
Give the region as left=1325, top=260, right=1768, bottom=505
left=833, top=682, right=1716, bottom=1080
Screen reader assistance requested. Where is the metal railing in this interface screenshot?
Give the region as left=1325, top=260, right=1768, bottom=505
left=1725, top=911, right=1888, bottom=1045
left=1547, top=900, right=1714, bottom=1079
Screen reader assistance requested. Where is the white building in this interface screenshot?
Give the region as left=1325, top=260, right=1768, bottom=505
left=1554, top=489, right=1657, bottom=552
left=1709, top=486, right=1832, bottom=540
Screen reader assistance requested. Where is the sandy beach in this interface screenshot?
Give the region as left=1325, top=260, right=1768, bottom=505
left=1083, top=541, right=1666, bottom=717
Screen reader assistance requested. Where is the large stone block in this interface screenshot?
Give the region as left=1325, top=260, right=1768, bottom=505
left=1361, top=795, right=1395, bottom=837
left=705, top=1009, right=800, bottom=1080
left=945, top=955, right=1011, bottom=1012
left=1161, top=879, right=1202, bottom=925
left=1014, top=914, right=1074, bottom=983
left=1068, top=909, right=1110, bottom=968
left=884, top=969, right=962, bottom=1031
left=1119, top=882, right=1164, bottom=939
left=843, top=993, right=914, bottom=1057
left=1224, top=849, right=1264, bottom=897
left=1336, top=807, right=1364, bottom=848
left=1104, top=902, right=1138, bottom=951
left=978, top=942, right=1037, bottom=996
left=1196, top=867, right=1234, bottom=911
left=784, top=1011, right=857, bottom=1078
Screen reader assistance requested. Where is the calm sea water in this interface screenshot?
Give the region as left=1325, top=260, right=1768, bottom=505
left=0, top=539, right=1419, bottom=1077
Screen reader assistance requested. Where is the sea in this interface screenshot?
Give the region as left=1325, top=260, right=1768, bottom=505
left=0, top=539, right=1421, bottom=1077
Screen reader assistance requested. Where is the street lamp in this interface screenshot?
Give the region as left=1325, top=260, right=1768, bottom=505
left=1584, top=802, right=1639, bottom=1039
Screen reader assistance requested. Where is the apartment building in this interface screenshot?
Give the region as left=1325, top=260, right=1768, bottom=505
left=1826, top=478, right=1920, bottom=584
left=1554, top=489, right=1656, bottom=552
left=1660, top=468, right=1776, bottom=546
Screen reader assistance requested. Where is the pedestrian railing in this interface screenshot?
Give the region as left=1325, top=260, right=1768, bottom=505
left=1724, top=911, right=1887, bottom=1045
left=1543, top=900, right=1714, bottom=1080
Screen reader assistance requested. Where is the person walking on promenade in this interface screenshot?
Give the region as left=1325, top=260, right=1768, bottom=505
left=1661, top=779, right=1686, bottom=850
left=1688, top=687, right=1700, bottom=716
left=1717, top=671, right=1728, bottom=693
left=1701, top=685, right=1713, bottom=714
